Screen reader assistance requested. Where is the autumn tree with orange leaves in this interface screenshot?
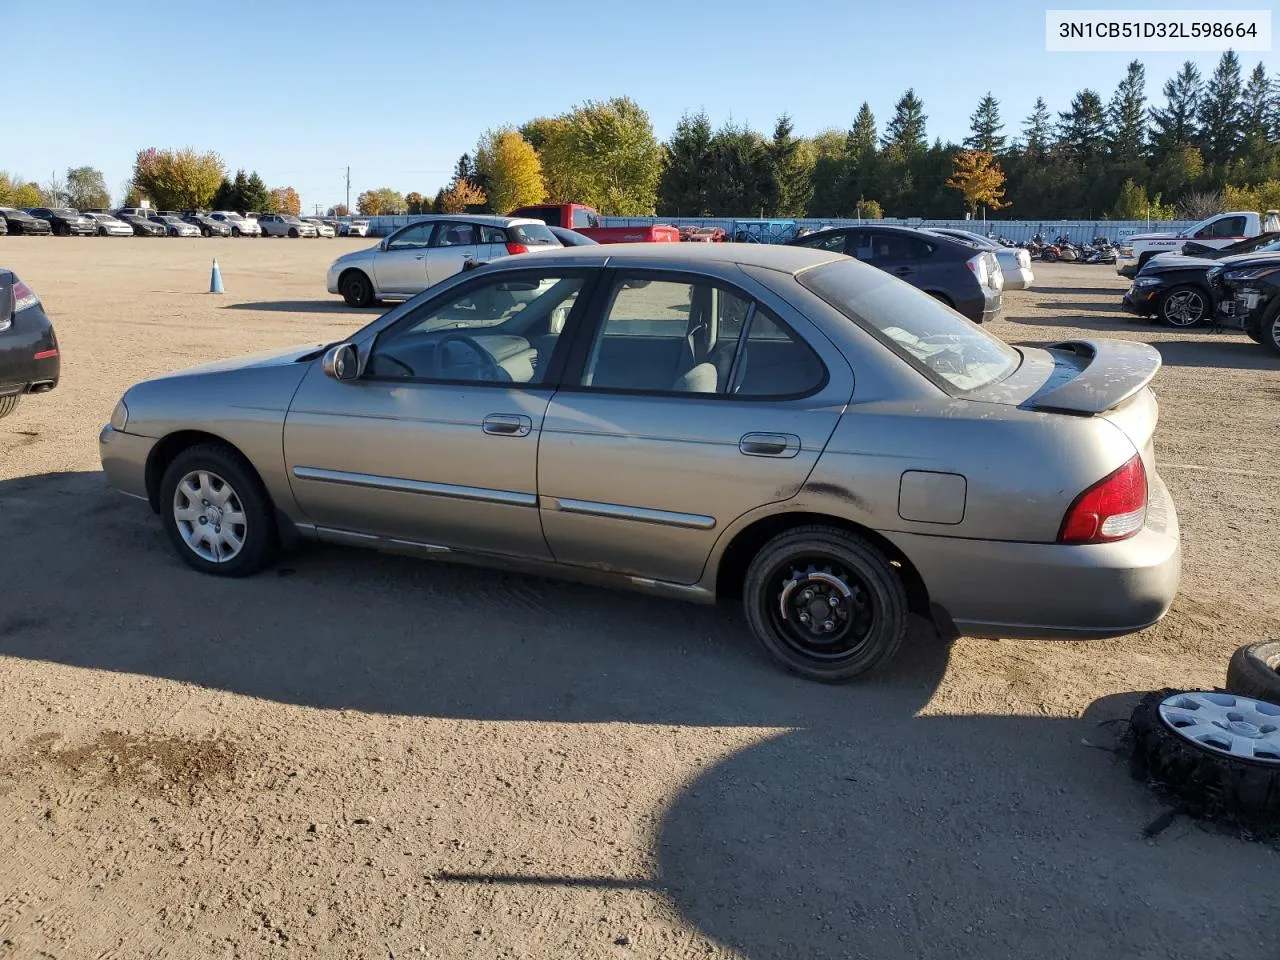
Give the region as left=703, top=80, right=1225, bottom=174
left=946, top=150, right=1008, bottom=216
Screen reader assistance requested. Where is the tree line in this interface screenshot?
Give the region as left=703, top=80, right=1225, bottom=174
left=359, top=52, right=1278, bottom=221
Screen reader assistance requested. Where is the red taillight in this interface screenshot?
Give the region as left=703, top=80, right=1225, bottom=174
left=1058, top=454, right=1148, bottom=544
left=505, top=242, right=529, bottom=255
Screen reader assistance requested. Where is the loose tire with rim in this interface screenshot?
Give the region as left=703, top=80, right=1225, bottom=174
left=1130, top=689, right=1280, bottom=828
left=340, top=270, right=376, bottom=308
left=159, top=443, right=277, bottom=577
left=1157, top=285, right=1209, bottom=328
left=1226, top=641, right=1280, bottom=703
left=743, top=526, right=908, bottom=682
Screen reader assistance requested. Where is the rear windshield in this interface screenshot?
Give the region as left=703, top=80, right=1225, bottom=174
left=509, top=223, right=560, bottom=247
left=798, top=260, right=1019, bottom=393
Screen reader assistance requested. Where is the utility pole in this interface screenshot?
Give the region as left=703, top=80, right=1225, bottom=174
left=345, top=166, right=350, bottom=215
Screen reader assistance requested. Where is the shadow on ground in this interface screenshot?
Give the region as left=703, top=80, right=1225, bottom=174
left=1031, top=284, right=1121, bottom=296
left=1004, top=312, right=1140, bottom=333
left=2, top=470, right=1276, bottom=958
left=1155, top=337, right=1280, bottom=370
left=224, top=300, right=379, bottom=314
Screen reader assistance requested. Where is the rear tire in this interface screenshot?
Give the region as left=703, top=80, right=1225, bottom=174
left=159, top=442, right=277, bottom=578
left=743, top=525, right=908, bottom=682
left=1259, top=305, right=1280, bottom=356
left=0, top=394, right=21, bottom=419
left=288, top=228, right=299, bottom=238
left=340, top=270, right=376, bottom=308
left=1225, top=641, right=1280, bottom=703
left=231, top=226, right=241, bottom=237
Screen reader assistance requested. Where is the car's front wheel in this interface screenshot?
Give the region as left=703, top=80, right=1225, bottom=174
left=288, top=228, right=299, bottom=238
left=340, top=270, right=376, bottom=308
left=231, top=226, right=241, bottom=237
left=159, top=443, right=277, bottom=577
left=743, top=526, right=908, bottom=682
left=1158, top=285, right=1208, bottom=327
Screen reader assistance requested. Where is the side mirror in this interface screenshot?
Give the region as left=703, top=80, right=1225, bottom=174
left=379, top=238, right=388, bottom=251
left=322, top=343, right=360, bottom=381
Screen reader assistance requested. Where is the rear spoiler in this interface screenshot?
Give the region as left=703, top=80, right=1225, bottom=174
left=1028, top=339, right=1162, bottom=415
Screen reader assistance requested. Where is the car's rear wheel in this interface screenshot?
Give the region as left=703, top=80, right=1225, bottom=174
left=1259, top=305, right=1280, bottom=356
left=1158, top=285, right=1208, bottom=327
left=288, top=228, right=299, bottom=238
left=159, top=443, right=277, bottom=577
left=201, top=227, right=211, bottom=237
left=743, top=526, right=908, bottom=682
left=0, top=394, right=21, bottom=419
left=340, top=270, right=376, bottom=308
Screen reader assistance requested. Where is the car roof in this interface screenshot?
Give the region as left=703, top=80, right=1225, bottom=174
left=486, top=241, right=846, bottom=274
left=397, top=214, right=540, bottom=227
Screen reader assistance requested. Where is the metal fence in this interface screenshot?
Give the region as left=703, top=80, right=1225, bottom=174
left=352, top=214, right=1193, bottom=244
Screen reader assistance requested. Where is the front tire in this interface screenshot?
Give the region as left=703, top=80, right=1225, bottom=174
left=1157, top=285, right=1208, bottom=328
left=743, top=526, right=908, bottom=682
left=340, top=270, right=376, bottom=308
left=159, top=443, right=277, bottom=577
left=288, top=228, right=299, bottom=238
left=231, top=226, right=241, bottom=237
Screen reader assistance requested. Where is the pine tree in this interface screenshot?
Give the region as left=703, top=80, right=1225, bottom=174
left=965, top=93, right=1006, bottom=154
left=1057, top=90, right=1109, bottom=163
left=454, top=153, right=475, bottom=184
left=768, top=114, right=812, bottom=216
left=657, top=111, right=713, bottom=215
left=1199, top=50, right=1244, bottom=167
left=842, top=103, right=879, bottom=214
left=1108, top=60, right=1147, bottom=161
left=1150, top=61, right=1203, bottom=155
left=881, top=90, right=927, bottom=155
left=1241, top=63, right=1274, bottom=145
left=243, top=171, right=271, bottom=213
left=1022, top=98, right=1052, bottom=156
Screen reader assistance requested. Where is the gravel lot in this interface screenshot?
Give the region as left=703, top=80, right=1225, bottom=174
left=1, top=238, right=1278, bottom=959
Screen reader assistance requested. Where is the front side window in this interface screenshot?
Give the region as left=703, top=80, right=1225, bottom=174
left=367, top=273, right=586, bottom=384
left=387, top=223, right=433, bottom=250
left=799, top=259, right=1018, bottom=393
left=1210, top=216, right=1247, bottom=238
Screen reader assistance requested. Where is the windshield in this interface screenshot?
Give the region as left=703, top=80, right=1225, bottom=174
left=798, top=260, right=1020, bottom=393
left=509, top=222, right=559, bottom=246
left=283, top=216, right=302, bottom=223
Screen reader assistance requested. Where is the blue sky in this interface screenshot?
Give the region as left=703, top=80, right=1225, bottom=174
left=8, top=0, right=1276, bottom=212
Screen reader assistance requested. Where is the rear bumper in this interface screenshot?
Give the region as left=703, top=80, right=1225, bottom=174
left=1002, top=266, right=1034, bottom=290
left=0, top=306, right=60, bottom=396
left=98, top=425, right=157, bottom=502
left=891, top=473, right=1181, bottom=641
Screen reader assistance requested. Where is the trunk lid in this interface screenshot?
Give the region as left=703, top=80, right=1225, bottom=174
left=967, top=338, right=1162, bottom=470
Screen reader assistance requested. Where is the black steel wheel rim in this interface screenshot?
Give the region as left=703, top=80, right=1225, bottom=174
left=762, top=554, right=877, bottom=661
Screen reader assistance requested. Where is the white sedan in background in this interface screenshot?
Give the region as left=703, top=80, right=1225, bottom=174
left=341, top=219, right=369, bottom=237
left=326, top=215, right=561, bottom=307
left=208, top=212, right=263, bottom=237
left=303, top=218, right=336, bottom=238
left=81, top=213, right=134, bottom=237
left=927, top=228, right=1035, bottom=290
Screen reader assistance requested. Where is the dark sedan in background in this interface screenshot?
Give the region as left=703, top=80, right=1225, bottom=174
left=0, top=208, right=52, bottom=235
left=789, top=224, right=1002, bottom=323
left=547, top=226, right=599, bottom=246
left=183, top=213, right=232, bottom=237
left=1122, top=240, right=1280, bottom=328
left=27, top=207, right=96, bottom=237
left=1210, top=254, right=1280, bottom=354
left=119, top=214, right=166, bottom=237
left=0, top=268, right=59, bottom=418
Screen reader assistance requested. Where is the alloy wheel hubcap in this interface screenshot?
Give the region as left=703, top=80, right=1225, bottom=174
left=172, top=470, right=247, bottom=563
left=1159, top=691, right=1280, bottom=763
left=1164, top=291, right=1204, bottom=325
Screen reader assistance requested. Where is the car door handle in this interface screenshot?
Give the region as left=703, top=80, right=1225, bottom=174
left=739, top=433, right=800, bottom=458
left=482, top=414, right=532, bottom=437
left=893, top=266, right=913, bottom=276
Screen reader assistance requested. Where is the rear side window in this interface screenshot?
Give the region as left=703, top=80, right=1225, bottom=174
left=571, top=207, right=597, bottom=229
left=732, top=307, right=826, bottom=397
left=509, top=223, right=559, bottom=246
left=797, top=231, right=848, bottom=253
left=799, top=259, right=1018, bottom=393
left=852, top=231, right=917, bottom=263
left=479, top=225, right=507, bottom=244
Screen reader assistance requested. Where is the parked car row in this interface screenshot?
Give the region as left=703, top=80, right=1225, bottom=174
left=0, top=206, right=359, bottom=239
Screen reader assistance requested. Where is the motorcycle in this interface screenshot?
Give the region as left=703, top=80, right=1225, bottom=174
left=1054, top=234, right=1080, bottom=262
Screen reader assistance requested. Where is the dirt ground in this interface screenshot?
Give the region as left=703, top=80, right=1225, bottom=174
left=1, top=238, right=1278, bottom=959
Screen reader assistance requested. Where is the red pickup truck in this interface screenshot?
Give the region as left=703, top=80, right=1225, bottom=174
left=506, top=203, right=679, bottom=244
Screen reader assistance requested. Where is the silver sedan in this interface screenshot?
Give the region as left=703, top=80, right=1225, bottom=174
left=928, top=228, right=1035, bottom=290
left=326, top=215, right=561, bottom=307
left=100, top=244, right=1179, bottom=682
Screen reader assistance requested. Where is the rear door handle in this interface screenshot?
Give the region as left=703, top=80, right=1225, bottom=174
left=483, top=414, right=532, bottom=437
left=893, top=266, right=913, bottom=276
left=739, top=433, right=800, bottom=458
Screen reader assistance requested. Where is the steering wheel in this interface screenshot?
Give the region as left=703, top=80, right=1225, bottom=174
left=432, top=333, right=502, bottom=381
